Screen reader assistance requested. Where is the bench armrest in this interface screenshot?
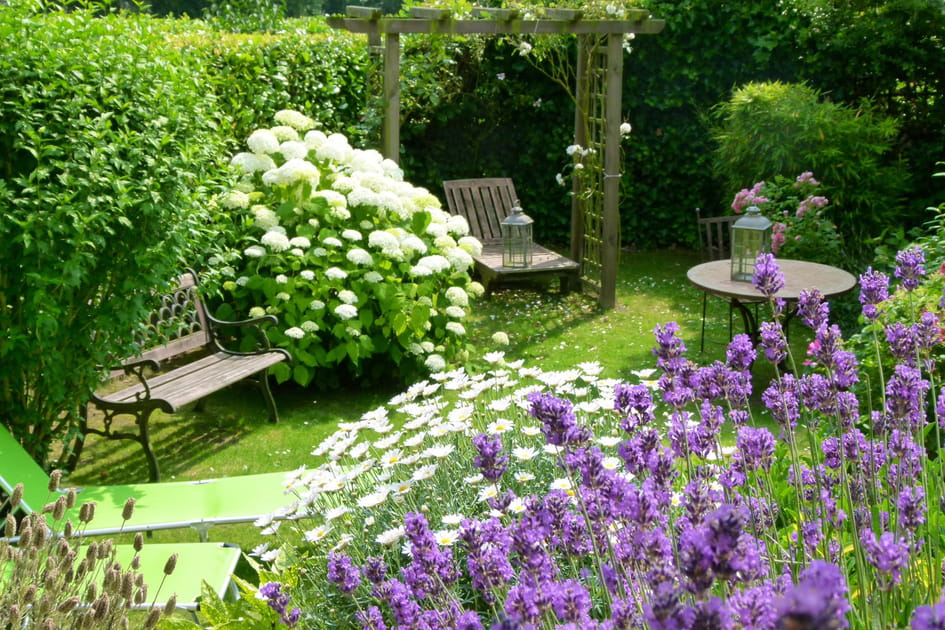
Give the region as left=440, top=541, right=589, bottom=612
left=205, top=312, right=278, bottom=352
left=93, top=358, right=160, bottom=404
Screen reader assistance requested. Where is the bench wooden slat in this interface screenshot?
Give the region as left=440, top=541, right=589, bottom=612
left=102, top=351, right=287, bottom=411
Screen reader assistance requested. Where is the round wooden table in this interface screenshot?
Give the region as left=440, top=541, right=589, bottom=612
left=686, top=258, right=857, bottom=342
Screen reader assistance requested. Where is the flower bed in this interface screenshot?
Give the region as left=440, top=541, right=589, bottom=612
left=192, top=250, right=945, bottom=629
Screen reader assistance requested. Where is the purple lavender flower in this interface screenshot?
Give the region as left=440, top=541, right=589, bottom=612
left=858, top=267, right=890, bottom=320
left=736, top=426, right=776, bottom=472
left=362, top=556, right=388, bottom=585
left=937, top=387, right=945, bottom=430
left=614, top=383, right=656, bottom=433
left=753, top=253, right=785, bottom=298
left=504, top=583, right=544, bottom=625
left=913, top=311, right=941, bottom=367
left=762, top=374, right=801, bottom=431
left=455, top=611, right=484, bottom=630
left=895, top=245, right=926, bottom=291
left=726, top=334, right=756, bottom=371
left=356, top=606, right=386, bottom=630
left=775, top=560, right=850, bottom=629
left=798, top=289, right=830, bottom=330
left=644, top=582, right=696, bottom=630
left=897, top=485, right=927, bottom=532
left=758, top=321, right=788, bottom=365
left=691, top=597, right=732, bottom=630
left=884, top=364, right=930, bottom=432
left=257, top=582, right=300, bottom=628
left=860, top=529, right=911, bottom=589
left=327, top=552, right=362, bottom=595
left=910, top=598, right=945, bottom=630
left=472, top=433, right=508, bottom=482
left=653, top=321, right=688, bottom=374
left=548, top=579, right=592, bottom=624
left=886, top=322, right=917, bottom=365
left=729, top=583, right=777, bottom=630
left=527, top=391, right=590, bottom=448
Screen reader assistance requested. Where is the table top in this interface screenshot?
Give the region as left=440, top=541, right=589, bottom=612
left=687, top=258, right=857, bottom=302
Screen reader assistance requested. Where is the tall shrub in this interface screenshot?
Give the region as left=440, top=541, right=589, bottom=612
left=710, top=81, right=909, bottom=262
left=0, top=7, right=226, bottom=463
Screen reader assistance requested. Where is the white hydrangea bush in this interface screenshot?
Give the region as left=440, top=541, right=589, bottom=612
left=211, top=111, right=485, bottom=386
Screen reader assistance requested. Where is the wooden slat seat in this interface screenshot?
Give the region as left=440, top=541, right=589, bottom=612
left=443, top=177, right=580, bottom=294
left=85, top=269, right=291, bottom=482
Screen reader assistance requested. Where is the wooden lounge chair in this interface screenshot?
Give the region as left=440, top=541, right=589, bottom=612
left=0, top=425, right=298, bottom=542
left=442, top=177, right=580, bottom=294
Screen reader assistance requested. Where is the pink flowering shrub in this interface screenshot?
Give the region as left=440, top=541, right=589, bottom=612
left=732, top=172, right=845, bottom=267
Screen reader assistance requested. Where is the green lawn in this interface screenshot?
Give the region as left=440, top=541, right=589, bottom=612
left=65, top=247, right=808, bottom=551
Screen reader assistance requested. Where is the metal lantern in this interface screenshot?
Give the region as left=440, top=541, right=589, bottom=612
left=730, top=205, right=772, bottom=282
left=501, top=202, right=534, bottom=268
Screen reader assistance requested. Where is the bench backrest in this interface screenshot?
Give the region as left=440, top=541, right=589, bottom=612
left=0, top=424, right=53, bottom=514
left=443, top=177, right=519, bottom=242
left=136, top=269, right=211, bottom=364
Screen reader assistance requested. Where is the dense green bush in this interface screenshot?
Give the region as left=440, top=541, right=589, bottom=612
left=710, top=81, right=910, bottom=263
left=0, top=7, right=226, bottom=463
left=173, top=27, right=371, bottom=153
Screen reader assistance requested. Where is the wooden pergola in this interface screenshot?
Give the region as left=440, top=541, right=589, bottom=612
left=329, top=6, right=664, bottom=308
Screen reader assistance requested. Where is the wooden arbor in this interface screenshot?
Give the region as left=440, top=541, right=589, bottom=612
left=328, top=6, right=664, bottom=308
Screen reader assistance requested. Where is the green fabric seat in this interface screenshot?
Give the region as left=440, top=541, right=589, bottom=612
left=0, top=426, right=296, bottom=540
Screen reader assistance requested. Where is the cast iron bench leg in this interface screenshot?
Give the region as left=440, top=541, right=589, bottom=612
left=259, top=368, right=280, bottom=424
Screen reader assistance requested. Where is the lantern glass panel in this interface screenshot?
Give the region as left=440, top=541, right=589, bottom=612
left=730, top=206, right=772, bottom=282
left=501, top=204, right=533, bottom=268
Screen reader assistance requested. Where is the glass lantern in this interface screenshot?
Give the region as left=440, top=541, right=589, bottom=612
left=501, top=202, right=534, bottom=268
left=730, top=205, right=772, bottom=282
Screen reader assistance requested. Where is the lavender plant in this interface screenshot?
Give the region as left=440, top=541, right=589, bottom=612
left=184, top=250, right=945, bottom=629
left=0, top=475, right=178, bottom=629
left=207, top=110, right=484, bottom=387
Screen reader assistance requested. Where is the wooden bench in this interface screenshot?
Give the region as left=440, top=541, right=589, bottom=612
left=83, top=269, right=291, bottom=482
left=443, top=178, right=581, bottom=294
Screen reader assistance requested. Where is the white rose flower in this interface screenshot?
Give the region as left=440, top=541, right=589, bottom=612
left=620, top=122, right=633, bottom=136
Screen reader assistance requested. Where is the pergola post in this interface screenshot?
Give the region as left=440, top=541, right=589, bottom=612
left=600, top=33, right=623, bottom=310
left=383, top=33, right=401, bottom=164
left=569, top=35, right=588, bottom=282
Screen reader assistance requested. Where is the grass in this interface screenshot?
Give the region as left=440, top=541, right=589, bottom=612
left=65, top=247, right=810, bottom=551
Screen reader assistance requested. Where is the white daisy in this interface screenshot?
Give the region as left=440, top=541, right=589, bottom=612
left=303, top=524, right=332, bottom=543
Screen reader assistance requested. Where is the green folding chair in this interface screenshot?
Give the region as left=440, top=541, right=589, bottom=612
left=0, top=426, right=298, bottom=541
